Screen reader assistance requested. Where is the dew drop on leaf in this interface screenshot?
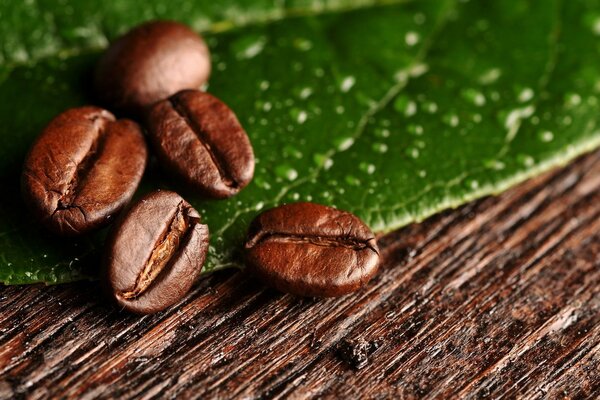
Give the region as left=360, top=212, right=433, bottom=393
left=517, top=154, right=535, bottom=167
left=462, top=88, right=486, bottom=106
left=407, top=124, right=423, bottom=136
left=359, top=162, right=376, bottom=174
left=275, top=165, right=298, bottom=181
left=443, top=113, right=460, bottom=127
left=405, top=31, right=420, bottom=46
left=339, top=76, right=356, bottom=92
left=298, top=87, right=313, bottom=99
left=313, top=153, right=333, bottom=169
left=345, top=175, right=361, bottom=186
left=478, top=68, right=502, bottom=85
left=394, top=95, right=417, bottom=117
left=565, top=93, right=582, bottom=107
left=372, top=142, right=388, bottom=153
left=259, top=80, right=270, bottom=91
left=334, top=136, right=355, bottom=151
left=538, top=130, right=554, bottom=142
left=406, top=147, right=420, bottom=159
left=518, top=88, right=534, bottom=102
left=483, top=159, right=505, bottom=170
left=232, top=34, right=266, bottom=59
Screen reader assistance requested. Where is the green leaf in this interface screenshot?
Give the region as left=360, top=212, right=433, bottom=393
left=2, top=0, right=600, bottom=284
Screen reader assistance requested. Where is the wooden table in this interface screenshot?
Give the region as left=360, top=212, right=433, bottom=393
left=0, top=150, right=599, bottom=399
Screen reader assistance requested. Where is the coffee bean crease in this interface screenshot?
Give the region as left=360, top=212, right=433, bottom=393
left=121, top=201, right=196, bottom=299
left=168, top=97, right=237, bottom=189
left=245, top=232, right=379, bottom=253
left=56, top=113, right=110, bottom=212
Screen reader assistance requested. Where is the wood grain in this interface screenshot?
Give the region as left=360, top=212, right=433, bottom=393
left=1, top=149, right=599, bottom=400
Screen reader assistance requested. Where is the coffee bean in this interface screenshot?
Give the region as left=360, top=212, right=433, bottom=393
left=94, top=20, right=211, bottom=115
left=21, top=106, right=147, bottom=236
left=103, top=190, right=209, bottom=314
left=146, top=89, right=255, bottom=198
left=244, top=202, right=380, bottom=297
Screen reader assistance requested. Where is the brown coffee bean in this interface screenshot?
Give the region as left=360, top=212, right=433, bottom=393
left=94, top=20, right=211, bottom=115
left=103, top=190, right=209, bottom=314
left=21, top=106, right=147, bottom=236
left=146, top=89, right=255, bottom=199
left=244, top=202, right=380, bottom=297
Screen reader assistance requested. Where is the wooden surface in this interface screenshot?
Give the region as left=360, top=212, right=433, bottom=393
left=0, top=149, right=599, bottom=400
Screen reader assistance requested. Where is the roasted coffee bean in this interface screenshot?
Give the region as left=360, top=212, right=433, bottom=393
left=94, top=20, right=211, bottom=115
left=244, top=202, right=380, bottom=297
left=21, top=106, right=147, bottom=236
left=146, top=89, right=254, bottom=198
left=103, top=190, right=209, bottom=314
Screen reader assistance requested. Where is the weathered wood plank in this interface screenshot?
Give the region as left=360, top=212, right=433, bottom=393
left=0, top=149, right=599, bottom=399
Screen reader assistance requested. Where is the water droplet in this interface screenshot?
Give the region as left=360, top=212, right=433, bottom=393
left=413, top=140, right=426, bottom=149
left=418, top=170, right=427, bottom=178
left=478, top=68, right=502, bottom=85
left=359, top=162, right=376, bottom=174
left=462, top=88, right=486, bottom=106
left=275, top=165, right=298, bottom=181
left=372, top=142, right=388, bottom=153
left=443, top=113, right=460, bottom=127
left=254, top=177, right=271, bottom=190
left=262, top=102, right=272, bottom=112
left=293, top=38, right=313, bottom=51
left=565, top=93, right=581, bottom=107
left=345, top=175, right=361, bottom=186
left=298, top=87, right=313, bottom=99
left=340, top=76, right=356, bottom=92
left=484, top=159, right=505, bottom=170
left=290, top=108, right=308, bottom=124
left=283, top=145, right=303, bottom=159
left=333, top=136, right=354, bottom=151
left=518, top=88, right=534, bottom=103
left=259, top=80, right=270, bottom=90
left=423, top=101, right=438, bottom=113
left=406, top=147, right=420, bottom=159
left=374, top=128, right=390, bottom=138
left=255, top=202, right=264, bottom=211
left=405, top=31, right=420, bottom=46
left=297, top=111, right=307, bottom=124
left=469, top=180, right=480, bottom=189
left=414, top=13, right=426, bottom=25
left=517, top=154, right=535, bottom=167
left=592, top=16, right=600, bottom=35
left=313, top=153, right=333, bottom=169
left=538, top=130, right=554, bottom=142
left=394, top=95, right=417, bottom=117
left=233, top=35, right=266, bottom=59
left=335, top=105, right=345, bottom=114
left=504, top=105, right=535, bottom=130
